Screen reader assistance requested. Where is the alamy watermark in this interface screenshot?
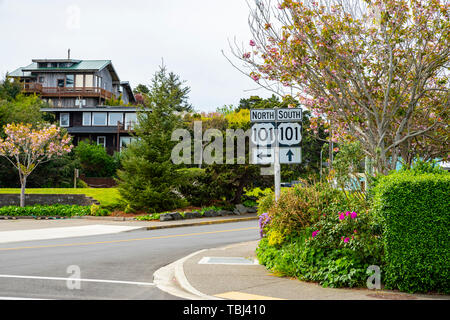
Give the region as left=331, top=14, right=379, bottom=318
left=366, top=265, right=381, bottom=290
left=66, top=265, right=81, bottom=290
left=171, top=121, right=277, bottom=175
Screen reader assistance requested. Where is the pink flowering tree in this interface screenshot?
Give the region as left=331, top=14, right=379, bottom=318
left=0, top=123, right=73, bottom=207
left=229, top=0, right=449, bottom=174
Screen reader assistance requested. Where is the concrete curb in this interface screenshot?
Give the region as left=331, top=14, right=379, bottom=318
left=155, top=241, right=261, bottom=300
left=153, top=248, right=222, bottom=300
left=144, top=216, right=258, bottom=230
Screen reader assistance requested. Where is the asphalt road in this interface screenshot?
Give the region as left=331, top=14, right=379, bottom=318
left=0, top=220, right=259, bottom=300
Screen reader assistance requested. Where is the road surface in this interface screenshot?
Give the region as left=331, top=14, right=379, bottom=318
left=0, top=220, right=259, bottom=300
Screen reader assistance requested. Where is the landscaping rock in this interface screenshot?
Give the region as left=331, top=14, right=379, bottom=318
left=159, top=213, right=174, bottom=222
left=247, top=206, right=257, bottom=213
left=203, top=209, right=218, bottom=217
left=184, top=211, right=202, bottom=219
left=217, top=210, right=233, bottom=216
left=235, top=204, right=249, bottom=214
left=169, top=212, right=183, bottom=220
left=232, top=208, right=241, bottom=215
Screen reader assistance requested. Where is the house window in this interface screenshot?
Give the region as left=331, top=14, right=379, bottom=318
left=125, top=113, right=137, bottom=130
left=82, top=112, right=91, bottom=126
left=92, top=112, right=107, bottom=126
left=85, top=74, right=93, bottom=87
left=75, top=74, right=84, bottom=87
left=57, top=79, right=65, bottom=88
left=60, top=113, right=70, bottom=127
left=66, top=75, right=74, bottom=88
left=97, top=136, right=106, bottom=148
left=108, top=113, right=123, bottom=126
left=38, top=76, right=45, bottom=83
left=120, top=136, right=136, bottom=151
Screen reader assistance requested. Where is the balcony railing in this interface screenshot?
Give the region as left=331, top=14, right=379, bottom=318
left=22, top=83, right=113, bottom=100
left=117, top=121, right=136, bottom=132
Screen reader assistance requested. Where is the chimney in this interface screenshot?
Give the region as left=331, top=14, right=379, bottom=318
left=68, top=48, right=71, bottom=60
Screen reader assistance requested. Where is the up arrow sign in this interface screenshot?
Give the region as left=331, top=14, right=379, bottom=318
left=280, top=147, right=301, bottom=164
left=286, top=149, right=294, bottom=162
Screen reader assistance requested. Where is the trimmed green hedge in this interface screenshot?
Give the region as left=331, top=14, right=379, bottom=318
left=373, top=172, right=450, bottom=294
left=0, top=205, right=91, bottom=217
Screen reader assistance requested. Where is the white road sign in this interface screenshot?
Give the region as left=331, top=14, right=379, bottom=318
left=252, top=147, right=274, bottom=164
left=251, top=123, right=276, bottom=146
left=250, top=109, right=276, bottom=122
left=280, top=147, right=301, bottom=164
left=276, top=108, right=302, bottom=122
left=277, top=122, right=302, bottom=146
left=250, top=108, right=303, bottom=122
left=250, top=107, right=303, bottom=201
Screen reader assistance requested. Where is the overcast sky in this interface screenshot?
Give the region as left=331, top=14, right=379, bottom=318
left=0, top=0, right=274, bottom=112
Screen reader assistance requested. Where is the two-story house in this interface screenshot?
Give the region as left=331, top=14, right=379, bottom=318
left=8, top=58, right=139, bottom=154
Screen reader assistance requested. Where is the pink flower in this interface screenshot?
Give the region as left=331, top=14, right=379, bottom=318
left=339, top=213, right=345, bottom=220
left=242, top=52, right=251, bottom=59
left=249, top=40, right=256, bottom=46
left=343, top=237, right=349, bottom=243
left=251, top=73, right=260, bottom=81
left=351, top=212, right=357, bottom=219
left=312, top=230, right=319, bottom=238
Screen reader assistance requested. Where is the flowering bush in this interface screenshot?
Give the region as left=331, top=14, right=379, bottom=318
left=308, top=210, right=383, bottom=262
left=265, top=181, right=367, bottom=242
left=258, top=212, right=271, bottom=238
left=257, top=206, right=384, bottom=288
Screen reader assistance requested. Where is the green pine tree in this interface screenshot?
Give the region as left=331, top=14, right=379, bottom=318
left=116, top=64, right=189, bottom=213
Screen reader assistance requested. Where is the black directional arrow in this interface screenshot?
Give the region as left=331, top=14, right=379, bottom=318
left=286, top=149, right=294, bottom=162
left=257, top=152, right=272, bottom=159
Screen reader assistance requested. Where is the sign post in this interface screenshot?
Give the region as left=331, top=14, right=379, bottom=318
left=250, top=108, right=302, bottom=201
left=274, top=108, right=281, bottom=201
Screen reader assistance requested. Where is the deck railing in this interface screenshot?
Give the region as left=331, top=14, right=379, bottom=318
left=22, top=83, right=113, bottom=99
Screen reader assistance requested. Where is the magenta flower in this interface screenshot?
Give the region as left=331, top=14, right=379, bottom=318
left=345, top=211, right=350, bottom=216
left=351, top=211, right=357, bottom=219
left=343, top=237, right=349, bottom=243
left=249, top=40, right=256, bottom=46
left=312, top=230, right=319, bottom=238
left=339, top=213, right=345, bottom=220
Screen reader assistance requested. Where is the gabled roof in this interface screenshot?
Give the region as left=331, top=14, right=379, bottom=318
left=22, top=59, right=111, bottom=72
left=120, top=81, right=136, bottom=103
left=8, top=63, right=37, bottom=77
left=9, top=59, right=119, bottom=82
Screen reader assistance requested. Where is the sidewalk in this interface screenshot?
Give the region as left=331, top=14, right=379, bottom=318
left=164, top=240, right=450, bottom=301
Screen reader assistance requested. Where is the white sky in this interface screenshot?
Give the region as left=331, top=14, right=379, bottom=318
left=0, top=0, right=274, bottom=112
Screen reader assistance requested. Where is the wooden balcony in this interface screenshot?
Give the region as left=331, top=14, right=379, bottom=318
left=22, top=83, right=113, bottom=100
left=117, top=121, right=136, bottom=133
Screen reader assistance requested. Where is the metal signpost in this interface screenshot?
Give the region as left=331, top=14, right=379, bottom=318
left=251, top=108, right=302, bottom=201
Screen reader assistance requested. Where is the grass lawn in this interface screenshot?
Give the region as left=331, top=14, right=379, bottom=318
left=0, top=188, right=121, bottom=207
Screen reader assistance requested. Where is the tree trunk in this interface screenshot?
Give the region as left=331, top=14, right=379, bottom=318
left=20, top=177, right=27, bottom=207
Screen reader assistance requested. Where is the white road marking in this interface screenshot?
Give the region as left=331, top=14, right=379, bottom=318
left=0, top=296, right=52, bottom=300
left=0, top=274, right=155, bottom=286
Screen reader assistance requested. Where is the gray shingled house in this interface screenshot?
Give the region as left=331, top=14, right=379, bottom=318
left=8, top=58, right=138, bottom=154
